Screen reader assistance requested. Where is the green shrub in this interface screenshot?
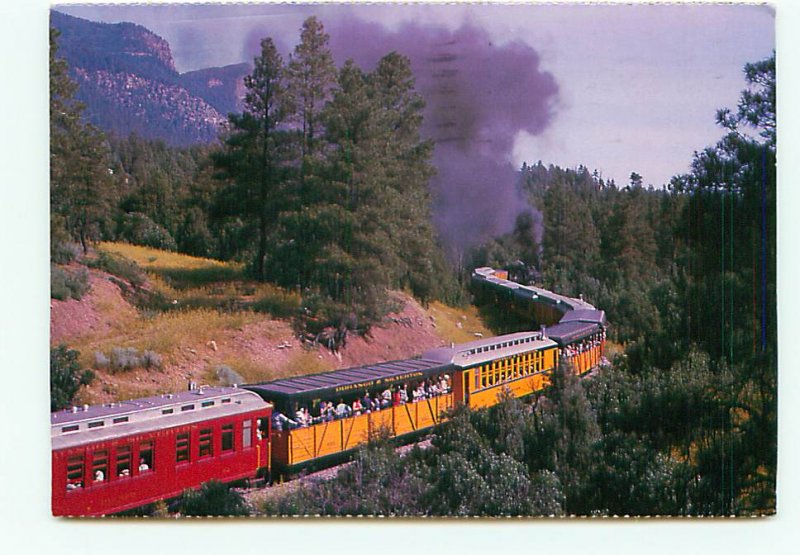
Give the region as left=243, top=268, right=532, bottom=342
left=94, top=347, right=162, bottom=373
left=88, top=251, right=145, bottom=288
left=51, top=241, right=82, bottom=264
left=51, top=265, right=90, bottom=300
left=251, top=291, right=301, bottom=318
left=177, top=480, right=250, bottom=516
left=118, top=212, right=178, bottom=251
left=51, top=345, right=94, bottom=411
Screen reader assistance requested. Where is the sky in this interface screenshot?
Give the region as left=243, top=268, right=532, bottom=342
left=54, top=1, right=775, bottom=191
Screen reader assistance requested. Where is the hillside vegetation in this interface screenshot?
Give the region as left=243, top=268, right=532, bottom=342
left=51, top=243, right=492, bottom=405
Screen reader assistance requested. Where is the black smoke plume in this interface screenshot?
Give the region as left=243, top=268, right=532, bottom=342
left=249, top=17, right=559, bottom=253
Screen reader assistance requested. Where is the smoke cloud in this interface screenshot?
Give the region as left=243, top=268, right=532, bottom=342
left=248, top=17, right=559, bottom=253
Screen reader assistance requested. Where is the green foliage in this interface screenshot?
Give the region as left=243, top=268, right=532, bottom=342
left=87, top=251, right=145, bottom=288
left=151, top=265, right=244, bottom=290
left=587, top=431, right=680, bottom=516
left=110, top=135, right=218, bottom=257
left=175, top=206, right=214, bottom=258
left=265, top=409, right=562, bottom=517
left=51, top=265, right=90, bottom=300
left=50, top=216, right=82, bottom=264
left=525, top=362, right=601, bottom=513
left=264, top=441, right=429, bottom=516
left=94, top=347, right=163, bottom=373
left=213, top=19, right=456, bottom=334
left=50, top=345, right=94, bottom=411
left=285, top=16, right=337, bottom=162
left=177, top=480, right=251, bottom=517
left=118, top=212, right=178, bottom=251
left=716, top=52, right=775, bottom=146
left=50, top=28, right=117, bottom=255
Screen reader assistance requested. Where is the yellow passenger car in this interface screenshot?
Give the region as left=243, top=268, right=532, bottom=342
left=422, top=331, right=559, bottom=410
left=245, top=358, right=454, bottom=473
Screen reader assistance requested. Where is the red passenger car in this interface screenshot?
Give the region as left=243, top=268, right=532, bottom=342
left=51, top=386, right=272, bottom=517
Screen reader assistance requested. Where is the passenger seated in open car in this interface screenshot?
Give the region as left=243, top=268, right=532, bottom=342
left=272, top=410, right=297, bottom=431
left=381, top=387, right=392, bottom=408
left=335, top=399, right=351, bottom=419
left=362, top=393, right=374, bottom=413
left=440, top=374, right=450, bottom=393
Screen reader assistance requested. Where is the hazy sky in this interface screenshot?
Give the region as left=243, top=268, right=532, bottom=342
left=55, top=2, right=774, bottom=189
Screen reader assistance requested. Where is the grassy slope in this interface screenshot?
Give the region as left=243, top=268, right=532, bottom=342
left=54, top=243, right=493, bottom=404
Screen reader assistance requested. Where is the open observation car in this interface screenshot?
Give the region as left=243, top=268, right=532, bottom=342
left=51, top=386, right=272, bottom=516
left=244, top=358, right=454, bottom=473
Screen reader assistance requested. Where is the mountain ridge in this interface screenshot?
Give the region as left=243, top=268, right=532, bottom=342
left=51, top=11, right=249, bottom=146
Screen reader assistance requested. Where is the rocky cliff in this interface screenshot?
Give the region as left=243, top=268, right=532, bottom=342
left=51, top=11, right=249, bottom=146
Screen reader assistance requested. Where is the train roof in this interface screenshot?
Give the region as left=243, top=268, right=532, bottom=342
left=422, top=331, right=557, bottom=368
left=51, top=387, right=270, bottom=450
left=471, top=267, right=596, bottom=312
left=244, top=357, right=452, bottom=406
left=544, top=321, right=602, bottom=346
left=558, top=308, right=607, bottom=326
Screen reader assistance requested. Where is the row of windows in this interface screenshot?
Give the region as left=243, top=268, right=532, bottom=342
left=466, top=335, right=538, bottom=356
left=176, top=421, right=250, bottom=463
left=65, top=420, right=258, bottom=491
left=66, top=441, right=154, bottom=491
left=473, top=349, right=553, bottom=391
left=60, top=397, right=235, bottom=435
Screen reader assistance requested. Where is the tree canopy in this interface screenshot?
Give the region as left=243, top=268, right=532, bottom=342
left=212, top=19, right=456, bottom=334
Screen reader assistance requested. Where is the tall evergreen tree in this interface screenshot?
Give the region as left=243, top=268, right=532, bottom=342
left=213, top=38, right=291, bottom=280
left=539, top=179, right=600, bottom=294
left=50, top=28, right=115, bottom=254
left=672, top=52, right=777, bottom=513
left=286, top=16, right=337, bottom=164
left=369, top=53, right=446, bottom=302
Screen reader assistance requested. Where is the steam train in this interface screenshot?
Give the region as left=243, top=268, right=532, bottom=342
left=51, top=268, right=606, bottom=516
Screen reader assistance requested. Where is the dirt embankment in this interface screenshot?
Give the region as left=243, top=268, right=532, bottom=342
left=50, top=269, right=485, bottom=405
left=50, top=269, right=138, bottom=345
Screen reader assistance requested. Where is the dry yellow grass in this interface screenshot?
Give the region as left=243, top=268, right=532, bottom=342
left=72, top=309, right=261, bottom=367
left=425, top=301, right=494, bottom=344
left=97, top=242, right=241, bottom=272
left=280, top=350, right=333, bottom=378
left=215, top=349, right=333, bottom=385
left=96, top=242, right=300, bottom=315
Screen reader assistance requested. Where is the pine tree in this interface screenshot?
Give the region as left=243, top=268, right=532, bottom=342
left=286, top=16, right=337, bottom=164
left=540, top=179, right=600, bottom=293
left=213, top=38, right=291, bottom=280
left=50, top=28, right=115, bottom=254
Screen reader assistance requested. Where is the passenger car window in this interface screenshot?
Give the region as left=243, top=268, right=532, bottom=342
left=66, top=455, right=84, bottom=491
left=242, top=420, right=252, bottom=448
left=139, top=441, right=154, bottom=472
left=221, top=424, right=234, bottom=452
left=92, top=450, right=108, bottom=483
left=198, top=428, right=213, bottom=457
left=116, top=445, right=131, bottom=477
left=176, top=433, right=190, bottom=464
